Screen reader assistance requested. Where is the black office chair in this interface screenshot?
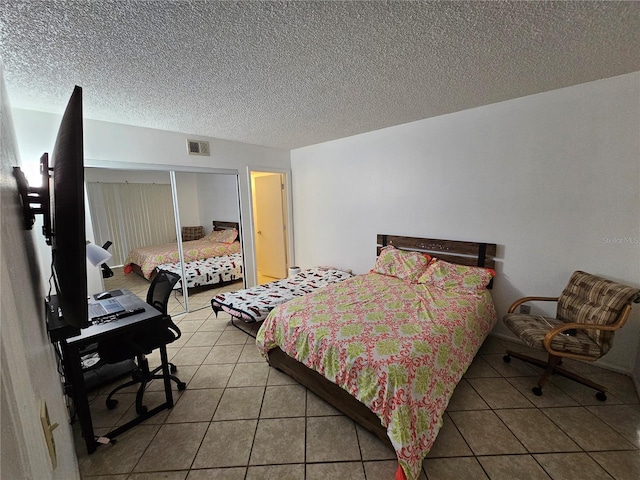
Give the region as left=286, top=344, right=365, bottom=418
left=99, top=270, right=186, bottom=414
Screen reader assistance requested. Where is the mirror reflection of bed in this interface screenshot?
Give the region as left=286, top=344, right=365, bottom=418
left=86, top=168, right=245, bottom=314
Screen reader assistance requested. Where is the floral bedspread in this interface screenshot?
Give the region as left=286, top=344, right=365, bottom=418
left=125, top=239, right=241, bottom=279
left=157, top=253, right=243, bottom=289
left=211, top=267, right=353, bottom=322
left=256, top=273, right=497, bottom=480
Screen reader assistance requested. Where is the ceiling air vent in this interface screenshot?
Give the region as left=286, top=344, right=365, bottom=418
left=187, top=139, right=210, bottom=156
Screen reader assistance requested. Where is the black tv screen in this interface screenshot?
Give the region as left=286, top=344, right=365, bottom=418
left=51, top=86, right=88, bottom=329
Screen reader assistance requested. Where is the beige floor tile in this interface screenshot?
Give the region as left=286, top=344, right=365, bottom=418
left=533, top=453, right=614, bottom=480
left=227, top=362, right=270, bottom=387
left=216, top=330, right=251, bottom=345
left=495, top=408, right=580, bottom=453
left=165, top=388, right=224, bottom=423
left=198, top=318, right=233, bottom=332
left=186, top=467, right=247, bottom=480
left=203, top=344, right=244, bottom=364
left=128, top=471, right=188, bottom=480
left=133, top=422, right=209, bottom=472
left=477, top=335, right=507, bottom=354
left=426, top=413, right=472, bottom=458
left=249, top=417, right=306, bottom=464
left=588, top=450, right=640, bottom=480
left=145, top=364, right=198, bottom=392
left=306, top=390, right=342, bottom=416
left=469, top=378, right=533, bottom=408
left=364, top=460, right=426, bottom=480
left=541, top=407, right=636, bottom=451
left=245, top=464, right=304, bottom=480
left=463, top=355, right=502, bottom=378
left=306, top=415, right=361, bottom=462
left=192, top=419, right=258, bottom=469
left=448, top=410, right=527, bottom=455
left=213, top=386, right=265, bottom=420
left=267, top=366, right=300, bottom=386
left=549, top=375, right=625, bottom=406
left=589, top=372, right=640, bottom=404
left=171, top=346, right=214, bottom=366
left=356, top=424, right=396, bottom=461
left=188, top=363, right=234, bottom=389
left=483, top=353, right=541, bottom=377
left=238, top=343, right=265, bottom=363
left=423, top=457, right=488, bottom=480
left=507, top=376, right=579, bottom=408
left=184, top=331, right=223, bottom=348
left=260, top=384, right=306, bottom=418
left=306, top=462, right=366, bottom=480
left=446, top=379, right=490, bottom=411
left=177, top=320, right=206, bottom=333
left=587, top=404, right=640, bottom=448
left=478, top=454, right=551, bottom=480
left=78, top=424, right=160, bottom=476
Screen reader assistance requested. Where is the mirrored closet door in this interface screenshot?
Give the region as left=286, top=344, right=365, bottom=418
left=85, top=167, right=188, bottom=316
left=172, top=171, right=244, bottom=313
left=85, top=167, right=244, bottom=316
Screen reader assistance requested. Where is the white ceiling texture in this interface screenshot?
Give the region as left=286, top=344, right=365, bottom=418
left=1, top=1, right=639, bottom=150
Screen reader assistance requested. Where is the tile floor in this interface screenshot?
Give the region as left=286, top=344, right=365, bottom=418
left=76, top=269, right=640, bottom=480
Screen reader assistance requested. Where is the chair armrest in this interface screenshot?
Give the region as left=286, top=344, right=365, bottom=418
left=508, top=296, right=558, bottom=313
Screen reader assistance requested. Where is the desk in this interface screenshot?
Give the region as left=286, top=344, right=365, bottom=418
left=47, top=290, right=175, bottom=454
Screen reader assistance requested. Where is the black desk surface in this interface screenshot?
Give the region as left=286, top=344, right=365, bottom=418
left=47, top=290, right=162, bottom=344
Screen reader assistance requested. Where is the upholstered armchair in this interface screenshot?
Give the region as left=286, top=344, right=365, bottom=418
left=503, top=271, right=640, bottom=400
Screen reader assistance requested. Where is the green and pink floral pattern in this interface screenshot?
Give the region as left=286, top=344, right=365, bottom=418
left=256, top=272, right=497, bottom=480
left=125, top=239, right=241, bottom=279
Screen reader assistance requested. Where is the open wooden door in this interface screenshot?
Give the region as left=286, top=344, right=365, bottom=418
left=253, top=172, right=287, bottom=282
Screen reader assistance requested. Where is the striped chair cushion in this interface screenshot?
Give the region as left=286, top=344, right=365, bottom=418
left=556, top=271, right=640, bottom=350
left=504, top=313, right=603, bottom=357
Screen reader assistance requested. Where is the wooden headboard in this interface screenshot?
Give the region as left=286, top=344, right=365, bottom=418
left=213, top=221, right=239, bottom=231
left=376, top=234, right=496, bottom=270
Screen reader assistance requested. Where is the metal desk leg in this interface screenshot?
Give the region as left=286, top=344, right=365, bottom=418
left=61, top=341, right=98, bottom=454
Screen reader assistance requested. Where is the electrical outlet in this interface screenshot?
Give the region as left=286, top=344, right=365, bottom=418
left=520, top=305, right=531, bottom=314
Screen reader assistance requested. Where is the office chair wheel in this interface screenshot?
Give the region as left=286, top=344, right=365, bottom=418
left=170, top=364, right=178, bottom=374
left=177, top=381, right=187, bottom=391
left=136, top=405, right=148, bottom=415
left=596, top=391, right=607, bottom=402
left=532, top=386, right=543, bottom=396
left=106, top=398, right=118, bottom=410
left=503, top=355, right=511, bottom=363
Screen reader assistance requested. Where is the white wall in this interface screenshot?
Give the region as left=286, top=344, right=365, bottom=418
left=291, top=72, right=640, bottom=373
left=11, top=110, right=291, bottom=287
left=1, top=66, right=79, bottom=480
left=196, top=174, right=240, bottom=233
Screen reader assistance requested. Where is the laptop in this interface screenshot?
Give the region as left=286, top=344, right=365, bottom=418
left=88, top=298, right=126, bottom=320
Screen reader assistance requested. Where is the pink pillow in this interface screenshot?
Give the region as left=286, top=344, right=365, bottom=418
left=205, top=228, right=238, bottom=244
left=417, top=258, right=495, bottom=291
left=371, top=246, right=431, bottom=282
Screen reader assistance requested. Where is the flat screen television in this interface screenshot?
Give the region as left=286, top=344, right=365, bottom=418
left=50, top=85, right=88, bottom=329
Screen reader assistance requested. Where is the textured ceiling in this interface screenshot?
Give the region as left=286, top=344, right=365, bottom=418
left=1, top=1, right=639, bottom=150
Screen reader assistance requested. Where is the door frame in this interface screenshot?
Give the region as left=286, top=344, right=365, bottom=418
left=246, top=166, right=294, bottom=285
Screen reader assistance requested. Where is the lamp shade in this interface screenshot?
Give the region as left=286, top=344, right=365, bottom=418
left=86, top=242, right=112, bottom=267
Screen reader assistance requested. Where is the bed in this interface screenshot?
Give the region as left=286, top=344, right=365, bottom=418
left=157, top=252, right=243, bottom=290
left=256, top=235, right=498, bottom=480
left=125, top=221, right=241, bottom=282
left=211, top=267, right=353, bottom=334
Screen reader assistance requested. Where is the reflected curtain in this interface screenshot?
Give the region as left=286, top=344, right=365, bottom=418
left=86, top=182, right=176, bottom=266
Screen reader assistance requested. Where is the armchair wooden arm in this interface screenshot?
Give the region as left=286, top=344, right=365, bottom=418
left=543, top=303, right=634, bottom=359
left=507, top=296, right=559, bottom=313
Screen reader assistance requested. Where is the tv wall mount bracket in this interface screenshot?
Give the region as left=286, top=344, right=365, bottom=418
left=13, top=153, right=53, bottom=245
